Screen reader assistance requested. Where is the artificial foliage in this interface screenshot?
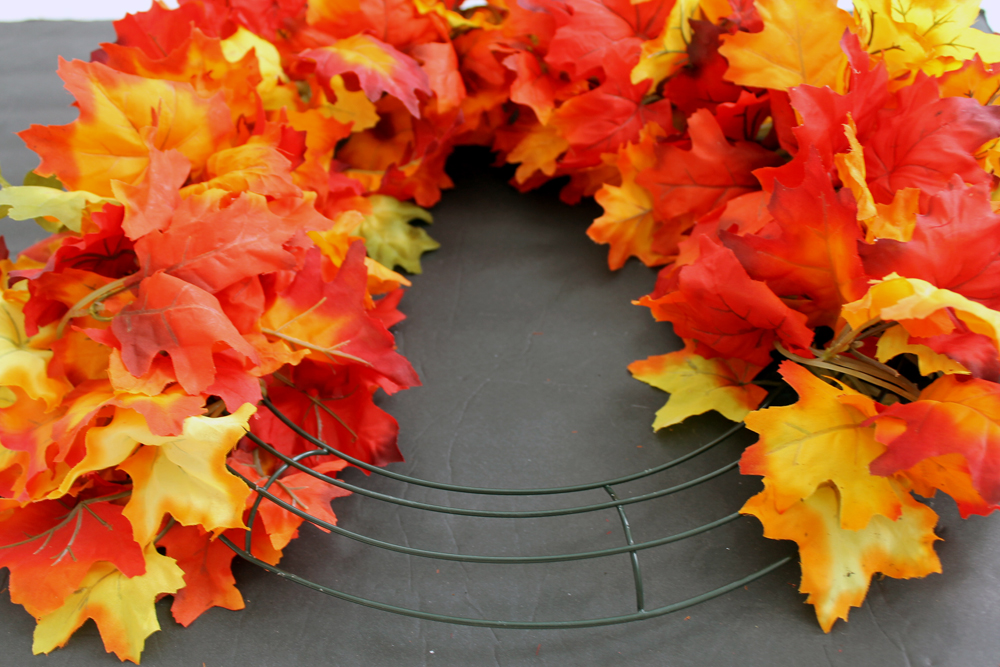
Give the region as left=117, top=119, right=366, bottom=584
left=2, top=0, right=1000, bottom=659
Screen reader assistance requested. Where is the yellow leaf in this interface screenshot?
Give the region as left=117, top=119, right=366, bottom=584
left=842, top=274, right=1000, bottom=348
left=0, top=183, right=112, bottom=233
left=325, top=75, right=380, bottom=132
left=357, top=195, right=440, bottom=274
left=0, top=292, right=67, bottom=410
left=629, top=346, right=766, bottom=430
left=508, top=124, right=570, bottom=184
left=875, top=324, right=969, bottom=376
left=741, top=361, right=902, bottom=530
left=93, top=404, right=257, bottom=544
left=854, top=0, right=1000, bottom=82
left=718, top=0, right=852, bottom=91
left=221, top=26, right=287, bottom=97
left=32, top=544, right=185, bottom=663
left=630, top=0, right=703, bottom=87
left=742, top=480, right=940, bottom=632
left=833, top=116, right=877, bottom=220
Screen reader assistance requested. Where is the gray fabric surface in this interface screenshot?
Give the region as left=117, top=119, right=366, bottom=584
left=2, top=20, right=1000, bottom=667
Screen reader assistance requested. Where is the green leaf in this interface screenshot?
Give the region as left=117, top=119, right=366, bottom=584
left=358, top=195, right=439, bottom=274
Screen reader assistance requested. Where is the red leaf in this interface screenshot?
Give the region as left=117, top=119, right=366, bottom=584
left=111, top=272, right=259, bottom=396
left=0, top=499, right=145, bottom=617
left=157, top=524, right=244, bottom=627
left=638, top=236, right=814, bottom=366
left=861, top=179, right=1000, bottom=310
left=636, top=108, right=781, bottom=222
left=550, top=46, right=674, bottom=169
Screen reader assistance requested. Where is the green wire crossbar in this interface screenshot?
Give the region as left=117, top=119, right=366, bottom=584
left=223, top=393, right=792, bottom=628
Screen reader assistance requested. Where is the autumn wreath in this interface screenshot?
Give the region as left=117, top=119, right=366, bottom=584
left=2, top=0, right=1000, bottom=661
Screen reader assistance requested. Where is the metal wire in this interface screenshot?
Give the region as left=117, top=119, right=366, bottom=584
left=224, top=391, right=792, bottom=628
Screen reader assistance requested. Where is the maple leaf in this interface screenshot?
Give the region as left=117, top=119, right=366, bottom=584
left=220, top=26, right=288, bottom=98
left=260, top=242, right=419, bottom=391
left=0, top=290, right=67, bottom=410
left=157, top=524, right=245, bottom=627
left=412, top=41, right=467, bottom=113
left=99, top=27, right=263, bottom=124
left=636, top=108, right=781, bottom=224
left=862, top=76, right=1000, bottom=203
left=230, top=453, right=351, bottom=551
left=0, top=182, right=112, bottom=234
left=833, top=116, right=921, bottom=243
left=741, top=360, right=902, bottom=530
left=306, top=0, right=442, bottom=51
left=32, top=544, right=185, bottom=663
left=742, top=480, right=940, bottom=633
left=897, top=452, right=992, bottom=519
left=252, top=361, right=403, bottom=466
left=630, top=0, right=704, bottom=88
left=629, top=344, right=765, bottom=430
left=544, top=0, right=672, bottom=80
left=302, top=34, right=432, bottom=117
left=717, top=0, right=852, bottom=91
left=134, top=191, right=304, bottom=294
left=18, top=59, right=234, bottom=197
left=550, top=47, right=674, bottom=169
left=722, top=148, right=868, bottom=328
left=875, top=325, right=969, bottom=377
left=860, top=179, right=1000, bottom=311
left=0, top=498, right=145, bottom=618
left=841, top=275, right=1000, bottom=380
left=100, top=404, right=257, bottom=544
left=507, top=123, right=571, bottom=184
left=353, top=194, right=439, bottom=274
left=110, top=147, right=190, bottom=241
left=588, top=123, right=680, bottom=269
left=111, top=272, right=259, bottom=397
left=180, top=143, right=301, bottom=200
left=637, top=236, right=814, bottom=366
left=870, top=374, right=1000, bottom=508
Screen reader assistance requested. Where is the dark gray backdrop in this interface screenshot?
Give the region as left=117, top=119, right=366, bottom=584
left=1, top=20, right=999, bottom=667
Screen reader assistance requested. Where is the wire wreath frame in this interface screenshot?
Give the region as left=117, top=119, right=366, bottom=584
left=221, top=390, right=792, bottom=629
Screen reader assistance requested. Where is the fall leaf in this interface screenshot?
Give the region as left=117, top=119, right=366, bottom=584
left=741, top=361, right=901, bottom=530
left=628, top=344, right=765, bottom=429
left=260, top=243, right=419, bottom=391
left=550, top=47, right=674, bottom=169
left=742, top=480, right=940, bottom=633
left=303, top=34, right=432, bottom=117
left=870, top=374, right=1000, bottom=508
left=544, top=0, right=672, bottom=80
left=355, top=194, right=439, bottom=274
left=635, top=108, right=781, bottom=224
left=19, top=58, right=233, bottom=197
left=107, top=404, right=257, bottom=543
left=111, top=272, right=260, bottom=397
left=157, top=524, right=245, bottom=627
left=32, top=544, right=185, bottom=663
left=0, top=291, right=68, bottom=410
left=0, top=498, right=145, bottom=618
left=860, top=179, right=1000, bottom=311
left=0, top=182, right=112, bottom=234
left=630, top=0, right=704, bottom=88
left=722, top=148, right=868, bottom=328
left=717, top=0, right=852, bottom=91
left=637, top=237, right=814, bottom=366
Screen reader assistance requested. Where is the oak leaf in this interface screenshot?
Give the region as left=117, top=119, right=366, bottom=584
left=32, top=544, right=185, bottom=663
